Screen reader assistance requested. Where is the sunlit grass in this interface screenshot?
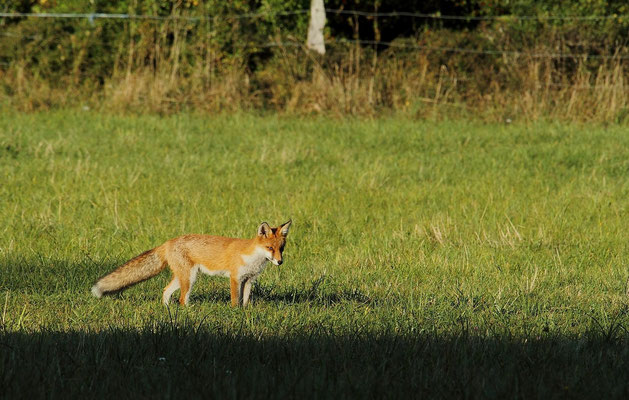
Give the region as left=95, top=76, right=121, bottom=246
left=1, top=111, right=629, bottom=397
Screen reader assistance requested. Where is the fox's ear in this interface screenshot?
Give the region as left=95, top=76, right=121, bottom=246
left=279, top=219, right=292, bottom=237
left=258, top=222, right=272, bottom=237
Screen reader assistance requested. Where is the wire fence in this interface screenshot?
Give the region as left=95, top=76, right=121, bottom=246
left=0, top=8, right=625, bottom=115
left=251, top=39, right=629, bottom=60
left=0, top=10, right=310, bottom=21
left=1, top=9, right=628, bottom=60
left=324, top=9, right=625, bottom=21
left=0, top=9, right=625, bottom=21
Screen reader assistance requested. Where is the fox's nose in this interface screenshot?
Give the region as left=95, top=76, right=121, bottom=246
left=277, top=260, right=283, bottom=265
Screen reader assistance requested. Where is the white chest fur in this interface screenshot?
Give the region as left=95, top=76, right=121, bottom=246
left=197, top=264, right=230, bottom=278
left=237, top=246, right=271, bottom=281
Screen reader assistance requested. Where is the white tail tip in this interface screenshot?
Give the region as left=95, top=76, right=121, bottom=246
left=91, top=284, right=103, bottom=298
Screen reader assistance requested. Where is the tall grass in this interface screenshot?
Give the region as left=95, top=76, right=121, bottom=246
left=0, top=9, right=627, bottom=122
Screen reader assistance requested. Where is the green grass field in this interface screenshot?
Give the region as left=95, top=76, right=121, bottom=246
left=1, top=111, right=629, bottom=398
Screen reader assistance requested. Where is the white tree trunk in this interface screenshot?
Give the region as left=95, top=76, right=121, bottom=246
left=306, top=0, right=326, bottom=55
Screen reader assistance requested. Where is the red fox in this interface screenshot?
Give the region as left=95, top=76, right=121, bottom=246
left=91, top=220, right=291, bottom=307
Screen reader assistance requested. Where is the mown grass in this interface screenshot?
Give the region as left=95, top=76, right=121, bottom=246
left=1, top=111, right=629, bottom=398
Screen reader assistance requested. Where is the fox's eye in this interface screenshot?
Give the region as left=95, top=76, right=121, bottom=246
left=267, top=246, right=273, bottom=251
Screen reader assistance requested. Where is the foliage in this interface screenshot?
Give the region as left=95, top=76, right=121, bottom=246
left=0, top=1, right=627, bottom=119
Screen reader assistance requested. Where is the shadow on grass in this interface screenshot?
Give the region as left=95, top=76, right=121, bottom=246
left=0, top=257, right=375, bottom=307
left=2, top=258, right=629, bottom=398
left=1, top=324, right=629, bottom=399
left=0, top=257, right=123, bottom=294
left=254, top=275, right=375, bottom=306
left=193, top=276, right=376, bottom=306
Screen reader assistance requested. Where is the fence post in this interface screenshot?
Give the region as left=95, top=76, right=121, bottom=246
left=306, top=0, right=326, bottom=55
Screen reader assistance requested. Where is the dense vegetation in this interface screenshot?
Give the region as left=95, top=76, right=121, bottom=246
left=0, top=0, right=627, bottom=120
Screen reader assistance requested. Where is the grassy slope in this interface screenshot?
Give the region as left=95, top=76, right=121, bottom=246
left=1, top=111, right=629, bottom=398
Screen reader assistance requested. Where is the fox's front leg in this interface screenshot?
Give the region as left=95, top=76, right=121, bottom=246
left=241, top=279, right=253, bottom=307
left=230, top=277, right=241, bottom=307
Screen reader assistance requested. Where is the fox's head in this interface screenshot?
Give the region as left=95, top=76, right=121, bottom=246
left=256, top=220, right=292, bottom=266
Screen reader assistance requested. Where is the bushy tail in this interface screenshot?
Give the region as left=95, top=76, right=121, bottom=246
left=91, top=247, right=167, bottom=298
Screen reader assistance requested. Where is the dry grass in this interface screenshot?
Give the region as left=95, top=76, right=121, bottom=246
left=0, top=18, right=627, bottom=122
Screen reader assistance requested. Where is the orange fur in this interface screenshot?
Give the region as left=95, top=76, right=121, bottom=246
left=91, top=220, right=291, bottom=307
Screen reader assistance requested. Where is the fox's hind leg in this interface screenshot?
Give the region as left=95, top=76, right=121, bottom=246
left=165, top=250, right=196, bottom=306
left=163, top=277, right=180, bottom=305
left=178, top=266, right=199, bottom=306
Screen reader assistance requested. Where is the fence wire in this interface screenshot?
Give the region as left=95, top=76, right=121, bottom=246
left=1, top=9, right=628, bottom=60
left=246, top=40, right=629, bottom=60
left=0, top=9, right=625, bottom=21
left=324, top=9, right=625, bottom=21
left=0, top=10, right=310, bottom=21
